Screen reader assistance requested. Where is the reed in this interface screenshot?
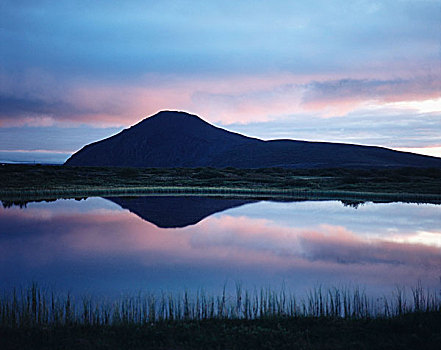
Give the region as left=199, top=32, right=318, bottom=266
left=1, top=283, right=439, bottom=328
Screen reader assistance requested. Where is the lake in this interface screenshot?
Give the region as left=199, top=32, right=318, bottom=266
left=1, top=196, right=440, bottom=298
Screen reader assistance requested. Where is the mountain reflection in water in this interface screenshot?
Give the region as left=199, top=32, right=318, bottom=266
left=0, top=196, right=440, bottom=297
left=105, top=196, right=257, bottom=228
left=2, top=196, right=364, bottom=229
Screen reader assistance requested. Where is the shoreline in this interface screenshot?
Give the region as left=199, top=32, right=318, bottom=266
left=1, top=185, right=441, bottom=204
left=1, top=164, right=441, bottom=204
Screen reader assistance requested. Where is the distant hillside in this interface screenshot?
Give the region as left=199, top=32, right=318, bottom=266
left=65, top=110, right=441, bottom=168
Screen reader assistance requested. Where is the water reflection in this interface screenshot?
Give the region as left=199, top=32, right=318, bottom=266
left=0, top=196, right=440, bottom=297
left=105, top=196, right=256, bottom=228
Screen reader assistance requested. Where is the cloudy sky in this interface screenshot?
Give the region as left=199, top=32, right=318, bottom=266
left=1, top=0, right=440, bottom=163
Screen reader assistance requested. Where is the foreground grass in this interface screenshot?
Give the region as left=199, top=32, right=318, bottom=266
left=1, top=164, right=441, bottom=203
left=2, top=314, right=441, bottom=349
left=1, top=284, right=440, bottom=349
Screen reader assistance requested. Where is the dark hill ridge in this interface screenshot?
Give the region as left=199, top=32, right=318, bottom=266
left=65, top=110, right=441, bottom=168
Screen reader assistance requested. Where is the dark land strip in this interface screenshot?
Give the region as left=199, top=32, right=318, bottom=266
left=2, top=313, right=441, bottom=350
left=1, top=164, right=441, bottom=203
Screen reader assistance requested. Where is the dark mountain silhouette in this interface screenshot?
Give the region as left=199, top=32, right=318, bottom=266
left=105, top=196, right=256, bottom=228
left=65, top=110, right=441, bottom=168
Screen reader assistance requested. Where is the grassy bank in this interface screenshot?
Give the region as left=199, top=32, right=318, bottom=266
left=1, top=164, right=441, bottom=203
left=2, top=313, right=441, bottom=349
left=1, top=284, right=440, bottom=349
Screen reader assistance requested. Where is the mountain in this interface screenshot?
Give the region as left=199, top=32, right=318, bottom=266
left=105, top=196, right=256, bottom=228
left=65, top=110, right=441, bottom=168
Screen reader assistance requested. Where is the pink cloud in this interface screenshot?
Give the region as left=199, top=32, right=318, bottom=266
left=301, top=76, right=441, bottom=117
left=3, top=68, right=439, bottom=128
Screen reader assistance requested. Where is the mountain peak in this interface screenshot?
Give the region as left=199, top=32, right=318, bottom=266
left=131, top=110, right=212, bottom=132
left=142, top=110, right=206, bottom=123
left=154, top=110, right=198, bottom=116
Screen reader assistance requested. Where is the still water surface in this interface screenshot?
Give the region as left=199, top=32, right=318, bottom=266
left=1, top=196, right=440, bottom=297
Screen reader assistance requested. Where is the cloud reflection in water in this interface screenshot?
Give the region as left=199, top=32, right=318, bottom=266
left=0, top=197, right=440, bottom=296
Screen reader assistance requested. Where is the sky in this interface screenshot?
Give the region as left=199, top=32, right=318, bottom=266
left=1, top=0, right=440, bottom=163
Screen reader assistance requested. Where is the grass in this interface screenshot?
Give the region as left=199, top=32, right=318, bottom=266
left=2, top=314, right=441, bottom=349
left=2, top=283, right=439, bottom=327
left=0, top=283, right=440, bottom=349
left=1, top=164, right=441, bottom=203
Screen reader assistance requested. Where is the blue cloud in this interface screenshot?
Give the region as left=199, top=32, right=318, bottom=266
left=0, top=126, right=121, bottom=151
left=1, top=0, right=439, bottom=76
